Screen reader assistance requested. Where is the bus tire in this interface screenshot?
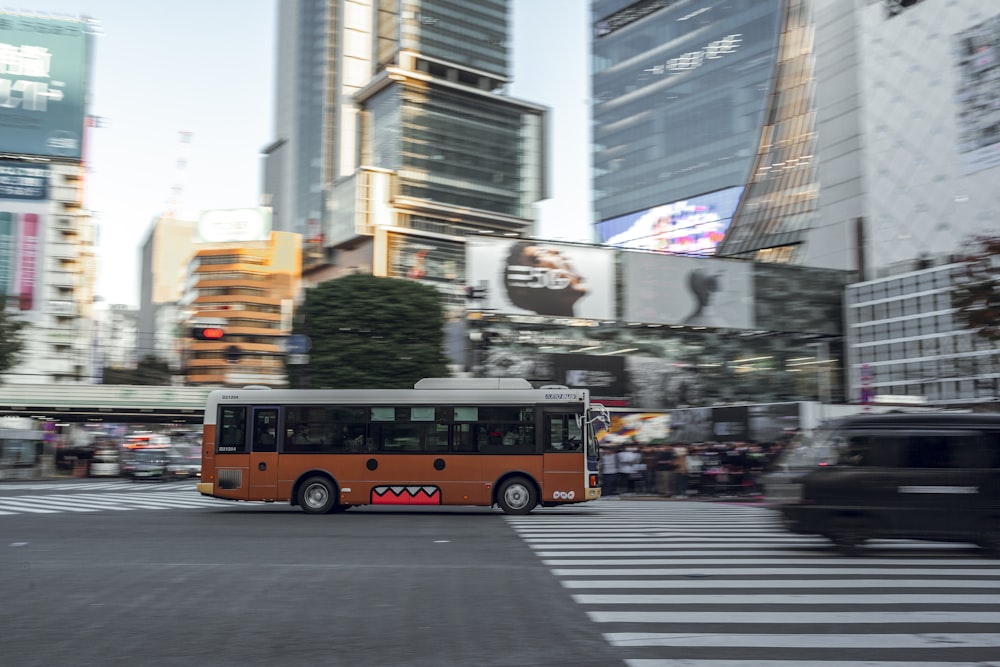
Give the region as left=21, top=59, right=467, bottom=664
left=297, top=476, right=336, bottom=514
left=497, top=477, right=537, bottom=515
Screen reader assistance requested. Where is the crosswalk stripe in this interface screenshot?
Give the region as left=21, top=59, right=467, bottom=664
left=587, top=610, right=1000, bottom=624
left=606, top=632, right=1000, bottom=648
left=560, top=578, right=1000, bottom=588
left=573, top=593, right=1000, bottom=604
left=0, top=500, right=57, bottom=513
left=625, top=661, right=1000, bottom=667
left=546, top=565, right=1000, bottom=575
left=11, top=498, right=98, bottom=512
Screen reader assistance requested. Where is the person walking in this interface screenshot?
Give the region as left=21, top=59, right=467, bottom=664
left=600, top=445, right=619, bottom=496
left=673, top=446, right=689, bottom=499
left=617, top=444, right=642, bottom=495
left=655, top=445, right=676, bottom=498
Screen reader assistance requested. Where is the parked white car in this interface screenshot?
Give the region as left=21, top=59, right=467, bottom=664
left=89, top=449, right=120, bottom=477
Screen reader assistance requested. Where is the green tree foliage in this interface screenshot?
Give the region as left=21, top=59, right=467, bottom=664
left=288, top=274, right=451, bottom=388
left=952, top=234, right=1000, bottom=342
left=102, top=355, right=172, bottom=385
left=0, top=307, right=25, bottom=377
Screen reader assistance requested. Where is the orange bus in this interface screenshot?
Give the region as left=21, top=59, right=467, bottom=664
left=196, top=378, right=606, bottom=514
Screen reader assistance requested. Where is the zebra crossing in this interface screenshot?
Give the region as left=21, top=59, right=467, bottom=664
left=0, top=480, right=239, bottom=515
left=507, top=499, right=1000, bottom=667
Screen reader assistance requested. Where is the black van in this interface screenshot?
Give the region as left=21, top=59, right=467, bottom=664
left=770, top=413, right=1000, bottom=553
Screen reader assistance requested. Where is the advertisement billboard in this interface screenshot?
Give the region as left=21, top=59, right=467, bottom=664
left=0, top=14, right=89, bottom=159
left=388, top=233, right=463, bottom=284
left=476, top=346, right=628, bottom=398
left=465, top=239, right=615, bottom=319
left=0, top=160, right=48, bottom=200
left=954, top=13, right=1000, bottom=175
left=623, top=252, right=754, bottom=329
left=195, top=207, right=272, bottom=243
left=597, top=186, right=744, bottom=256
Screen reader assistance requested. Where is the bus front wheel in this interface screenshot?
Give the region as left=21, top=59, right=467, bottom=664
left=497, top=477, right=537, bottom=515
left=298, top=476, right=336, bottom=514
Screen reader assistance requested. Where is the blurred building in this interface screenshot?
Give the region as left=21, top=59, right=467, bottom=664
left=95, top=303, right=139, bottom=374
left=586, top=0, right=1000, bottom=409
left=263, top=0, right=547, bottom=321
left=179, top=208, right=300, bottom=387
left=137, top=215, right=196, bottom=365
left=592, top=0, right=997, bottom=272
left=0, top=13, right=99, bottom=385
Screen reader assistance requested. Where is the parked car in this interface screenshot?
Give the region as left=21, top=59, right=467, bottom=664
left=129, top=448, right=170, bottom=482
left=166, top=445, right=202, bottom=480
left=89, top=448, right=120, bottom=477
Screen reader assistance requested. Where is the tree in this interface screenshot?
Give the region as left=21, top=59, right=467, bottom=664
left=0, top=306, right=25, bottom=377
left=102, top=355, right=172, bottom=385
left=287, top=274, right=451, bottom=388
left=952, top=234, right=1000, bottom=342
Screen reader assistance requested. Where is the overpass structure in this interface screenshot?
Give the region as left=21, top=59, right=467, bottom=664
left=0, top=384, right=214, bottom=424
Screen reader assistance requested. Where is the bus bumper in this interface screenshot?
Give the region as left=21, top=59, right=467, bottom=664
left=586, top=487, right=602, bottom=500
left=197, top=482, right=214, bottom=496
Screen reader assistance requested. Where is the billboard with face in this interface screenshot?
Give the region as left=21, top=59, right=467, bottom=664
left=0, top=14, right=90, bottom=159
left=466, top=239, right=616, bottom=319
left=623, top=251, right=754, bottom=329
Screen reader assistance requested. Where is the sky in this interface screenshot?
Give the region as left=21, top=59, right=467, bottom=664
left=14, top=0, right=592, bottom=307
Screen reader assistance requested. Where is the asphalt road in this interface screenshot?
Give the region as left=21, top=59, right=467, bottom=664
left=3, top=480, right=1000, bottom=667
left=1, top=482, right=620, bottom=667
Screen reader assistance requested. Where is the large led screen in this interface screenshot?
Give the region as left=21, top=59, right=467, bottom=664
left=623, top=252, right=755, bottom=329
left=597, top=186, right=743, bottom=256
left=0, top=15, right=89, bottom=159
left=954, top=13, right=1000, bottom=175
left=466, top=239, right=615, bottom=320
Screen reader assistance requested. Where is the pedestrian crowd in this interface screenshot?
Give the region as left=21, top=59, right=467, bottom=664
left=598, top=440, right=791, bottom=499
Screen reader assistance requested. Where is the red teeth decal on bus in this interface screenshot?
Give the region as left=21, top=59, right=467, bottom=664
left=371, top=485, right=442, bottom=505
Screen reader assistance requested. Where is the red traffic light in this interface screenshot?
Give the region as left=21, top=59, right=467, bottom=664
left=192, top=326, right=225, bottom=340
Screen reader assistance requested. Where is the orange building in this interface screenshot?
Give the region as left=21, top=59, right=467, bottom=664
left=180, top=214, right=301, bottom=387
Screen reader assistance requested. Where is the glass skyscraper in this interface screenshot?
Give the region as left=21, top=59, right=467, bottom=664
left=592, top=0, right=819, bottom=263
left=264, top=0, right=547, bottom=315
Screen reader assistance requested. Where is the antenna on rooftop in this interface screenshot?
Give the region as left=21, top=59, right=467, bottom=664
left=164, top=130, right=193, bottom=219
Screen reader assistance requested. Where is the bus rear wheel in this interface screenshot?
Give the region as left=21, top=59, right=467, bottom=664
left=298, top=476, right=336, bottom=514
left=497, top=477, right=537, bottom=515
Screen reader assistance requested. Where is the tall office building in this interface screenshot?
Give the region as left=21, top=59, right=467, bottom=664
left=179, top=209, right=300, bottom=387
left=137, top=215, right=196, bottom=365
left=592, top=0, right=818, bottom=263
left=0, top=13, right=99, bottom=384
left=264, top=0, right=547, bottom=317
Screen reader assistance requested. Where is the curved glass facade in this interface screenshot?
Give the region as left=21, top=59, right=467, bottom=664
left=592, top=0, right=783, bottom=223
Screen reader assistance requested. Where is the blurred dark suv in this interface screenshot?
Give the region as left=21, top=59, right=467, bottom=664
left=773, top=413, right=1000, bottom=553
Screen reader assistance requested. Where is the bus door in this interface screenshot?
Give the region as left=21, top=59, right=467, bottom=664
left=541, top=408, right=588, bottom=504
left=248, top=407, right=280, bottom=501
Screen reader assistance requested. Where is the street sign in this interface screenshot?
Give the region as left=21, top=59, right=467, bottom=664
left=285, top=334, right=312, bottom=355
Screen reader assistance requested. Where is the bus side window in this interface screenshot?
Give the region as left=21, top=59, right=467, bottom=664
left=452, top=423, right=476, bottom=452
